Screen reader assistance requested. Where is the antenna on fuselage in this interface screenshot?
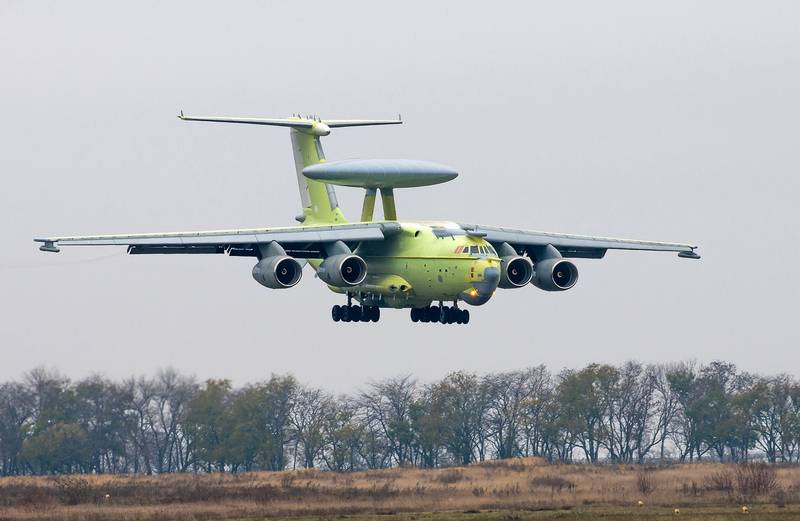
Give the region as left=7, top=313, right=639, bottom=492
left=303, top=159, right=459, bottom=222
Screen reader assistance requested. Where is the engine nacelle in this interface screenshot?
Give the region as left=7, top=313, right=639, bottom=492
left=318, top=254, right=368, bottom=287
left=498, top=255, right=534, bottom=288
left=531, top=258, right=578, bottom=291
left=252, top=256, right=303, bottom=289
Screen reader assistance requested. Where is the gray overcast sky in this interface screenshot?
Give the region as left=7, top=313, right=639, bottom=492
left=1, top=1, right=798, bottom=392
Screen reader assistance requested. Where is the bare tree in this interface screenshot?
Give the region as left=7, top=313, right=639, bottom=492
left=519, top=366, right=554, bottom=458
left=359, top=375, right=417, bottom=466
left=320, top=396, right=363, bottom=471
left=485, top=369, right=541, bottom=459
left=602, top=361, right=660, bottom=463
left=290, top=385, right=330, bottom=468
left=150, top=368, right=198, bottom=472
left=0, top=383, right=35, bottom=475
left=555, top=364, right=616, bottom=463
left=432, top=371, right=486, bottom=465
left=651, top=363, right=682, bottom=462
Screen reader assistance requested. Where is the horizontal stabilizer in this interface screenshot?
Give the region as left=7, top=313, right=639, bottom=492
left=324, top=118, right=402, bottom=128
left=178, top=112, right=401, bottom=136
left=178, top=113, right=313, bottom=128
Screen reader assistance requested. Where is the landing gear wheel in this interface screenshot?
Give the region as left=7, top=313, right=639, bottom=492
left=410, top=308, right=419, bottom=322
left=462, top=309, right=470, bottom=324
left=341, top=306, right=351, bottom=322
left=332, top=305, right=342, bottom=322
left=420, top=307, right=430, bottom=323
left=371, top=307, right=380, bottom=322
left=428, top=306, right=440, bottom=323
left=350, top=305, right=362, bottom=321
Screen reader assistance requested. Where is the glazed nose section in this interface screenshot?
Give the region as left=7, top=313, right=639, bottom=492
left=460, top=265, right=501, bottom=306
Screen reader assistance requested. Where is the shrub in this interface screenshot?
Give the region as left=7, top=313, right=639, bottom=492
left=53, top=476, right=91, bottom=505
left=735, top=463, right=777, bottom=498
left=636, top=470, right=657, bottom=495
left=279, top=473, right=296, bottom=488
left=472, top=486, right=486, bottom=496
left=473, top=458, right=531, bottom=473
left=492, top=483, right=521, bottom=497
left=529, top=475, right=575, bottom=493
left=704, top=469, right=734, bottom=493
left=680, top=480, right=702, bottom=497
left=435, top=469, right=465, bottom=484
left=772, top=487, right=787, bottom=508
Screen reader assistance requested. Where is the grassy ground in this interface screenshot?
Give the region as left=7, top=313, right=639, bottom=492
left=259, top=506, right=800, bottom=521
left=0, top=459, right=798, bottom=520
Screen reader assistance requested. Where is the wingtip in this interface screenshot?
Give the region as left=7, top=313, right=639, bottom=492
left=678, top=250, right=701, bottom=260
left=178, top=109, right=185, bottom=120
left=36, top=239, right=60, bottom=253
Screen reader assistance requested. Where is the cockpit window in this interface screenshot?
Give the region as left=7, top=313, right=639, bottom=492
left=457, top=244, right=497, bottom=255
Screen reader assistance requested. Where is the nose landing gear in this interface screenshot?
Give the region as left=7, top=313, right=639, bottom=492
left=410, top=303, right=469, bottom=325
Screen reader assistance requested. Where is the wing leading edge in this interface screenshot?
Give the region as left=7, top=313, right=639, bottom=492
left=461, top=224, right=700, bottom=260
left=35, top=222, right=401, bottom=257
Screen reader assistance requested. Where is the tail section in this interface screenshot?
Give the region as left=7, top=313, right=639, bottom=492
left=290, top=128, right=345, bottom=225
left=178, top=112, right=401, bottom=225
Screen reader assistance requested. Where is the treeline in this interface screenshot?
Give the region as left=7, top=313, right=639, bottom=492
left=0, top=361, right=799, bottom=476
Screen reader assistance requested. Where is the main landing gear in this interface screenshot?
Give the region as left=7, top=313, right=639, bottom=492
left=332, top=294, right=380, bottom=323
left=332, top=304, right=380, bottom=323
left=410, top=304, right=469, bottom=325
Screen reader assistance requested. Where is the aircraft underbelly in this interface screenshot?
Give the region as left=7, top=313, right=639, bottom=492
left=326, top=256, right=480, bottom=307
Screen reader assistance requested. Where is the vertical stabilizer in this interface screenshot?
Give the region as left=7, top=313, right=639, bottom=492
left=290, top=130, right=346, bottom=225
left=178, top=112, right=401, bottom=225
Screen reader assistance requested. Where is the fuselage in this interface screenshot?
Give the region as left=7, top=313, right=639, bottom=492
left=310, top=221, right=501, bottom=308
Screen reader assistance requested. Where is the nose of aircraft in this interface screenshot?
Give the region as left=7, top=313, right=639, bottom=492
left=460, top=264, right=501, bottom=306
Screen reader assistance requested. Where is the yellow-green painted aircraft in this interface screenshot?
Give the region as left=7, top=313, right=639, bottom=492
left=35, top=114, right=700, bottom=325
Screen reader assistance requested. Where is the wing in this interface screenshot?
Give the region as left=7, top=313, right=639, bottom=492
left=35, top=222, right=401, bottom=257
left=461, top=224, right=700, bottom=260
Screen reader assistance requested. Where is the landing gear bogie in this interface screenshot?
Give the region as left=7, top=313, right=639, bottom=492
left=410, top=304, right=470, bottom=325
left=332, top=302, right=380, bottom=324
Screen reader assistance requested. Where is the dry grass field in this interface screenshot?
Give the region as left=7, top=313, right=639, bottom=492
left=1, top=459, right=799, bottom=521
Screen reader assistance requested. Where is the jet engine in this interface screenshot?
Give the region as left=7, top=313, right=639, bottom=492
left=318, top=254, right=368, bottom=287
left=498, top=255, right=534, bottom=288
left=252, top=256, right=303, bottom=289
left=531, top=258, right=578, bottom=291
